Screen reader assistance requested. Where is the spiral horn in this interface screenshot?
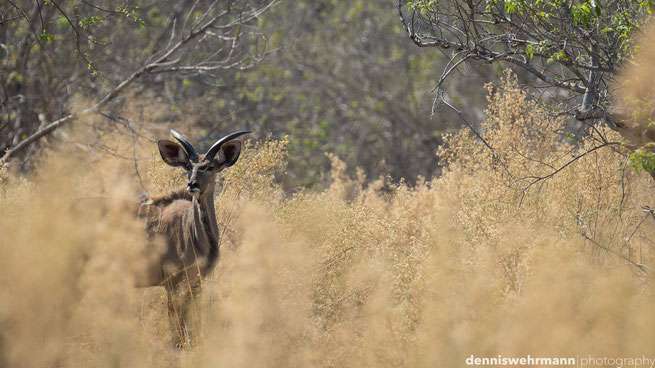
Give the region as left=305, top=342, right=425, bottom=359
left=170, top=130, right=199, bottom=161
left=206, top=130, right=251, bottom=159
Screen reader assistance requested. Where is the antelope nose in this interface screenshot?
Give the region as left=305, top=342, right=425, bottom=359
left=187, top=181, right=200, bottom=193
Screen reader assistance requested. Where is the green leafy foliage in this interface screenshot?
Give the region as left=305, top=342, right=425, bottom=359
left=38, top=31, right=53, bottom=42
left=628, top=148, right=655, bottom=174
left=79, top=16, right=103, bottom=29
left=571, top=2, right=594, bottom=26
left=406, top=0, right=438, bottom=12
left=116, top=2, right=146, bottom=28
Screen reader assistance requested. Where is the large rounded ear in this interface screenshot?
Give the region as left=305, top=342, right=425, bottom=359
left=157, top=140, right=189, bottom=167
left=217, top=140, right=242, bottom=168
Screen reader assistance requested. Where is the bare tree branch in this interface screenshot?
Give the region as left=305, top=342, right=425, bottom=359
left=1, top=2, right=276, bottom=164
left=397, top=0, right=651, bottom=130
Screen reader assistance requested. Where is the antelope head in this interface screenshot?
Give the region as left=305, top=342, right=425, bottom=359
left=157, top=130, right=250, bottom=197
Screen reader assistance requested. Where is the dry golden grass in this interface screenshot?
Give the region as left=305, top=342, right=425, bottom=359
left=3, top=75, right=655, bottom=368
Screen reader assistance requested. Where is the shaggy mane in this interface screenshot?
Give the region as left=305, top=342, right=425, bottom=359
left=147, top=187, right=192, bottom=206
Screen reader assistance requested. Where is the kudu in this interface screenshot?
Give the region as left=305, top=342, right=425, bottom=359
left=136, top=129, right=249, bottom=349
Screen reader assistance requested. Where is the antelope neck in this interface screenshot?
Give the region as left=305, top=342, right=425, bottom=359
left=192, top=182, right=219, bottom=236
left=190, top=182, right=219, bottom=270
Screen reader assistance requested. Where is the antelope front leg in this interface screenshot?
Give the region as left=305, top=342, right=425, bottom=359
left=166, top=287, right=189, bottom=349
left=181, top=279, right=203, bottom=348
left=166, top=279, right=203, bottom=349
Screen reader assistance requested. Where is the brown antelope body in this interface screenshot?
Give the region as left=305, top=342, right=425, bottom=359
left=136, top=129, right=249, bottom=349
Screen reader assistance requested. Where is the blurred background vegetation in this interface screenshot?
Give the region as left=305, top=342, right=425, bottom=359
left=1, top=0, right=494, bottom=190
left=4, top=0, right=655, bottom=189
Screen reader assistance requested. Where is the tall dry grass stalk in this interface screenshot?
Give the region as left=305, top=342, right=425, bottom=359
left=3, top=69, right=655, bottom=368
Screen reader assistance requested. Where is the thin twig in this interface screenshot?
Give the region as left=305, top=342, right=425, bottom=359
left=98, top=112, right=147, bottom=196
left=438, top=86, right=515, bottom=181
left=518, top=142, right=622, bottom=191
left=582, top=232, right=649, bottom=277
